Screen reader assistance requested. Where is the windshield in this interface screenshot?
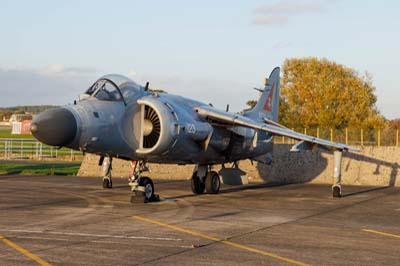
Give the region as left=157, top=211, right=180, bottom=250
left=85, top=74, right=141, bottom=102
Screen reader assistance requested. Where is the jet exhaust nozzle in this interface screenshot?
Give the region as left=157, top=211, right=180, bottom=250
left=30, top=108, right=77, bottom=147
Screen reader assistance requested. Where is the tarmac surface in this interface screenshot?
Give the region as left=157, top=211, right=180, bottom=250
left=0, top=174, right=399, bottom=266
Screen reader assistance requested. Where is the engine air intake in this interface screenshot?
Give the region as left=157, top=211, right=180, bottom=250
left=143, top=105, right=161, bottom=148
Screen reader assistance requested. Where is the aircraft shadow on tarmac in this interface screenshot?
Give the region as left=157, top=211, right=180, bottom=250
left=255, top=145, right=398, bottom=197
left=163, top=146, right=398, bottom=200
left=161, top=182, right=284, bottom=201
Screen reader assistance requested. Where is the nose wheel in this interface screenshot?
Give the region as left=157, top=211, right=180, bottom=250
left=130, top=176, right=159, bottom=203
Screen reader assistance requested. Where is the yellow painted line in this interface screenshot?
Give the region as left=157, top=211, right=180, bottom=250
left=133, top=215, right=310, bottom=266
left=362, top=229, right=400, bottom=239
left=0, top=235, right=52, bottom=266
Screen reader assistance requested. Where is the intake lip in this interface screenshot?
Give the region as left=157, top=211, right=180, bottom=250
left=31, top=108, right=77, bottom=147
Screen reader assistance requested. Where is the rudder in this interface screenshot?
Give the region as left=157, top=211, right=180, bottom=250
left=245, top=67, right=280, bottom=122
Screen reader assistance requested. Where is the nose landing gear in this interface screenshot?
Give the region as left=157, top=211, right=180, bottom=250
left=129, top=160, right=159, bottom=203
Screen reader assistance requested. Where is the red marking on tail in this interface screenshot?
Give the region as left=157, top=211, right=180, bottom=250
left=263, top=83, right=275, bottom=112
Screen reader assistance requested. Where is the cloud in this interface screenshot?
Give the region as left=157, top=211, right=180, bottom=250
left=0, top=65, right=258, bottom=113
left=0, top=65, right=98, bottom=107
left=127, top=69, right=137, bottom=79
left=253, top=0, right=325, bottom=26
left=40, top=64, right=97, bottom=76
left=132, top=74, right=253, bottom=112
left=272, top=41, right=292, bottom=49
left=254, top=16, right=288, bottom=26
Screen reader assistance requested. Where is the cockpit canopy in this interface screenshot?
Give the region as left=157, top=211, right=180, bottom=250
left=84, top=74, right=142, bottom=103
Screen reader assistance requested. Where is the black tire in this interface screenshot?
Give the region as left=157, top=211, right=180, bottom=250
left=205, top=171, right=220, bottom=194
left=332, top=185, right=341, bottom=198
left=135, top=177, right=154, bottom=202
left=191, top=171, right=205, bottom=194
left=102, top=178, right=112, bottom=189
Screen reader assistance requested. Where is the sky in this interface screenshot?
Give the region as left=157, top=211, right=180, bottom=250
left=0, top=0, right=399, bottom=119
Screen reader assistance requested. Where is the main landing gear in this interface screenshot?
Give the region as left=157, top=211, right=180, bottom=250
left=191, top=165, right=221, bottom=195
left=129, top=160, right=159, bottom=203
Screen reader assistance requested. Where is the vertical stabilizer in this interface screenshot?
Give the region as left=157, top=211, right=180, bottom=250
left=245, top=67, right=280, bottom=122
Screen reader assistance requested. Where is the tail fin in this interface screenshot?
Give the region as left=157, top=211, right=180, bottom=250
left=245, top=67, right=280, bottom=122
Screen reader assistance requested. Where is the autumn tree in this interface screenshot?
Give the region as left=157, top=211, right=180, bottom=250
left=246, top=100, right=257, bottom=110
left=388, top=119, right=400, bottom=130
left=280, top=58, right=386, bottom=130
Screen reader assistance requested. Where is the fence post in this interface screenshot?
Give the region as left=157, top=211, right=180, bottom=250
left=39, top=143, right=42, bottom=160
left=361, top=129, right=364, bottom=146
left=20, top=140, right=23, bottom=157
left=397, top=129, right=399, bottom=147
left=35, top=142, right=38, bottom=159
left=70, top=149, right=73, bottom=161
left=377, top=129, right=381, bottom=147
left=304, top=128, right=307, bottom=135
left=317, top=127, right=320, bottom=138
left=330, top=128, right=333, bottom=142
left=345, top=128, right=348, bottom=145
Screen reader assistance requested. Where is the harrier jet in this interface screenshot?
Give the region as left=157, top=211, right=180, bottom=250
left=31, top=67, right=357, bottom=202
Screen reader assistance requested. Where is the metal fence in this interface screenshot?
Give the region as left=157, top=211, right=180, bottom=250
left=274, top=128, right=400, bottom=146
left=0, top=138, right=83, bottom=161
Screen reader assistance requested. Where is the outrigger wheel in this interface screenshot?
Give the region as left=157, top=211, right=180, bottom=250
left=191, top=171, right=205, bottom=194
left=332, top=185, right=342, bottom=198
left=102, top=178, right=112, bottom=189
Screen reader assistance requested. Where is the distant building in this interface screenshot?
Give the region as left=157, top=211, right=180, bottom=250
left=12, top=120, right=32, bottom=135
left=9, top=114, right=33, bottom=123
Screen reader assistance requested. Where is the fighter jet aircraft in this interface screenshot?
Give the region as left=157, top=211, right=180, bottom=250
left=31, top=67, right=357, bottom=202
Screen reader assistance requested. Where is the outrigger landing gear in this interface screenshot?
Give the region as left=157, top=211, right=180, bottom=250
left=332, top=150, right=343, bottom=198
left=129, top=160, right=159, bottom=203
left=191, top=165, right=221, bottom=195
left=101, top=156, right=113, bottom=189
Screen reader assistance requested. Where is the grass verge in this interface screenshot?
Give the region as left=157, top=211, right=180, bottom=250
left=0, top=129, right=35, bottom=139
left=0, top=163, right=81, bottom=176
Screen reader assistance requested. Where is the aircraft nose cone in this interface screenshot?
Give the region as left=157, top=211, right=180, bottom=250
left=31, top=108, right=77, bottom=146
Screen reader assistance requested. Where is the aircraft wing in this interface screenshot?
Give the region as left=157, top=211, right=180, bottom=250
left=195, top=105, right=359, bottom=152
